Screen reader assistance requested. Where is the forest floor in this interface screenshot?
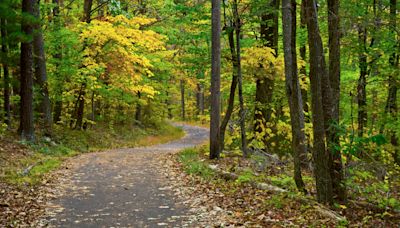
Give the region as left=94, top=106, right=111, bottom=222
left=1, top=123, right=399, bottom=227
left=0, top=122, right=185, bottom=227
left=41, top=123, right=209, bottom=227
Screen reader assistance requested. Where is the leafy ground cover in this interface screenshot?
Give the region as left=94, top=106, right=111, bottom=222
left=168, top=146, right=400, bottom=227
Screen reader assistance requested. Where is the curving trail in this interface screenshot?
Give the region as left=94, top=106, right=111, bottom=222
left=46, top=124, right=208, bottom=228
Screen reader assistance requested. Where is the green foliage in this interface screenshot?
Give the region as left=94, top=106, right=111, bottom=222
left=179, top=148, right=214, bottom=179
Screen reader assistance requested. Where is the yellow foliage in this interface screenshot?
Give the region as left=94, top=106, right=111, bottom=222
left=79, top=15, right=167, bottom=97
left=242, top=46, right=284, bottom=81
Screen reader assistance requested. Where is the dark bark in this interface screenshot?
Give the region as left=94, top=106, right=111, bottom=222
left=196, top=83, right=204, bottom=115
left=180, top=79, right=185, bottom=120
left=166, top=90, right=173, bottom=119
left=357, top=26, right=368, bottom=139
left=20, top=0, right=36, bottom=141
left=254, top=0, right=279, bottom=148
left=83, top=0, right=93, bottom=23
left=220, top=26, right=238, bottom=151
left=304, top=0, right=333, bottom=204
left=1, top=19, right=11, bottom=128
left=210, top=0, right=222, bottom=159
left=135, top=92, right=142, bottom=122
left=233, top=0, right=248, bottom=157
left=52, top=0, right=63, bottom=123
left=328, top=0, right=346, bottom=201
left=33, top=0, right=52, bottom=136
left=300, top=0, right=309, bottom=117
left=74, top=0, right=93, bottom=129
left=281, top=0, right=307, bottom=193
left=74, top=84, right=86, bottom=129
left=385, top=0, right=399, bottom=165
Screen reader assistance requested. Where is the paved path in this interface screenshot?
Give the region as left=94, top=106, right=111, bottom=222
left=47, top=124, right=208, bottom=228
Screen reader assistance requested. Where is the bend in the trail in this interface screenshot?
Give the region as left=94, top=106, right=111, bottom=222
left=45, top=123, right=208, bottom=228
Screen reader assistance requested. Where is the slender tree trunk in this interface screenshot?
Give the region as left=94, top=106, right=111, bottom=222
left=357, top=25, right=368, bottom=139
left=74, top=0, right=93, bottom=129
left=20, top=0, right=35, bottom=141
left=220, top=26, right=238, bottom=150
left=52, top=0, right=63, bottom=123
left=385, top=0, right=399, bottom=165
left=254, top=0, right=279, bottom=148
left=1, top=19, right=11, bottom=128
left=300, top=0, right=309, bottom=117
left=304, top=0, right=333, bottom=204
left=74, top=86, right=85, bottom=129
left=282, top=0, right=307, bottom=193
left=135, top=92, right=142, bottom=122
left=33, top=0, right=52, bottom=136
left=210, top=0, right=222, bottom=159
left=198, top=83, right=204, bottom=115
left=327, top=0, right=346, bottom=201
left=180, top=79, right=185, bottom=120
left=166, top=90, right=173, bottom=119
left=233, top=0, right=248, bottom=157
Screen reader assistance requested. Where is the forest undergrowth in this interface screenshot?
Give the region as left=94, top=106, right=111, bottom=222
left=174, top=145, right=400, bottom=227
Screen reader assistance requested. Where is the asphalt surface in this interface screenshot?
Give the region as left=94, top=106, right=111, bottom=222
left=48, top=124, right=208, bottom=228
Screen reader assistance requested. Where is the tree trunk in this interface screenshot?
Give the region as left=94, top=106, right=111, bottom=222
left=135, top=92, right=142, bottom=122
left=166, top=90, right=173, bottom=119
left=357, top=25, right=368, bottom=139
left=210, top=0, right=222, bottom=159
left=327, top=0, right=346, bottom=201
left=196, top=83, right=204, bottom=116
left=220, top=25, right=238, bottom=150
left=304, top=0, right=333, bottom=204
left=1, top=19, right=11, bottom=128
left=282, top=0, right=307, bottom=193
left=233, top=0, right=248, bottom=157
left=385, top=0, right=399, bottom=165
left=52, top=0, right=63, bottom=123
left=254, top=0, right=279, bottom=148
left=33, top=0, right=52, bottom=136
left=299, top=0, right=309, bottom=118
left=74, top=85, right=86, bottom=129
left=74, top=0, right=93, bottom=129
left=20, top=0, right=35, bottom=141
left=83, top=0, right=93, bottom=23
left=180, top=79, right=185, bottom=120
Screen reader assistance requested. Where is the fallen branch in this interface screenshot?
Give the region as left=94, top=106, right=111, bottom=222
left=20, top=161, right=43, bottom=176
left=315, top=205, right=347, bottom=222
left=208, top=164, right=287, bottom=193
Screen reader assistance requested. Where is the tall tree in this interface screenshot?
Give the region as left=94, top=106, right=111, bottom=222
left=385, top=0, right=399, bottom=165
left=1, top=18, right=11, bottom=128
left=281, top=0, right=306, bottom=193
left=210, top=0, right=222, bottom=159
left=233, top=0, right=248, bottom=157
left=253, top=0, right=279, bottom=149
left=33, top=0, right=52, bottom=136
left=304, top=0, right=333, bottom=204
left=20, top=0, right=35, bottom=141
left=52, top=0, right=63, bottom=123
left=74, top=0, right=93, bottom=129
left=219, top=21, right=238, bottom=150
left=180, top=79, right=186, bottom=120
left=327, top=0, right=346, bottom=201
